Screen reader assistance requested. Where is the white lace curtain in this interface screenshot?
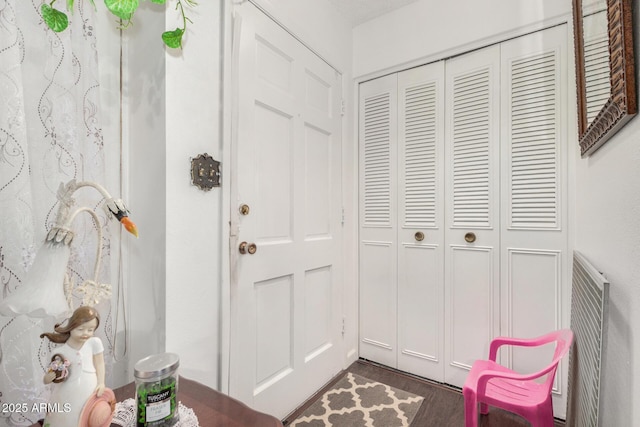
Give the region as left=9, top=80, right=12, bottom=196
left=0, top=1, right=117, bottom=425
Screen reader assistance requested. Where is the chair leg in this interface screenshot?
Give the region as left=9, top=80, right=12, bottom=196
left=463, top=389, right=479, bottom=427
left=540, top=400, right=555, bottom=427
left=533, top=400, right=554, bottom=427
left=479, top=402, right=489, bottom=415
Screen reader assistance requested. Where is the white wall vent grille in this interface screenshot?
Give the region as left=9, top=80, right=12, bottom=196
left=363, top=92, right=392, bottom=226
left=403, top=83, right=437, bottom=227
left=451, top=69, right=491, bottom=227
left=567, top=251, right=609, bottom=427
left=509, top=51, right=559, bottom=228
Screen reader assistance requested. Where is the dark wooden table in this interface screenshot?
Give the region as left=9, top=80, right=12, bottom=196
left=30, top=376, right=283, bottom=427
left=112, top=376, right=284, bottom=427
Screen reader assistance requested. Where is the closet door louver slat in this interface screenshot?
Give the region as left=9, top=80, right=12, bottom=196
left=363, top=92, right=392, bottom=226
left=509, top=51, right=559, bottom=228
left=451, top=69, right=491, bottom=227
left=403, top=82, right=437, bottom=227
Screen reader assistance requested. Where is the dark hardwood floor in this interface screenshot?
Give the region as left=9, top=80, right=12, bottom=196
left=283, top=359, right=566, bottom=427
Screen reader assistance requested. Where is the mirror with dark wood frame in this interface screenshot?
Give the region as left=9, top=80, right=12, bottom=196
left=572, top=0, right=637, bottom=156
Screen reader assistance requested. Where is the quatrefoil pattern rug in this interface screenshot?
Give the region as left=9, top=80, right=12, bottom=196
left=289, top=372, right=423, bottom=427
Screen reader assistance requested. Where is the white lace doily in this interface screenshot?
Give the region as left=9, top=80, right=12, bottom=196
left=112, top=398, right=200, bottom=427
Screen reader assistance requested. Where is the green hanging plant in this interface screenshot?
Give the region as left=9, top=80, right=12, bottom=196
left=40, top=0, right=197, bottom=49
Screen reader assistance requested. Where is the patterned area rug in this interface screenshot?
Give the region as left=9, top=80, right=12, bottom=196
left=289, top=372, right=423, bottom=427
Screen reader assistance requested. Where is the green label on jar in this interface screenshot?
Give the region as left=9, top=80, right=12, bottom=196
left=137, top=378, right=178, bottom=427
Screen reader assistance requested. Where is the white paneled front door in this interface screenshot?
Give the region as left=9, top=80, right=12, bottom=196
left=230, top=2, right=343, bottom=419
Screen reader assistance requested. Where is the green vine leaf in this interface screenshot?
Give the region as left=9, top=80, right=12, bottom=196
left=104, top=0, right=139, bottom=21
left=41, top=4, right=69, bottom=32
left=162, top=28, right=184, bottom=49
left=41, top=0, right=195, bottom=50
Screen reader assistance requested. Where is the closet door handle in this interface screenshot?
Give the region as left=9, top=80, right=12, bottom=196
left=414, top=231, right=425, bottom=241
left=464, top=232, right=476, bottom=243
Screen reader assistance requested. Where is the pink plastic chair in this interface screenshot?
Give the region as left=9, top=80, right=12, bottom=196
left=462, top=329, right=573, bottom=427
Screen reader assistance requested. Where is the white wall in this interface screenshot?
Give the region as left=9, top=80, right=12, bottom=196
left=164, top=1, right=224, bottom=389
left=118, top=0, right=224, bottom=391
left=576, top=119, right=640, bottom=425
left=123, top=2, right=168, bottom=385
left=95, top=4, right=131, bottom=388
left=574, top=5, right=640, bottom=423
left=353, top=0, right=571, bottom=78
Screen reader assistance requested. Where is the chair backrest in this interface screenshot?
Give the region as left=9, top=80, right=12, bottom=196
left=539, top=329, right=574, bottom=391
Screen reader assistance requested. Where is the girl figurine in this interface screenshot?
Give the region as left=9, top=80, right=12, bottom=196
left=40, top=306, right=114, bottom=427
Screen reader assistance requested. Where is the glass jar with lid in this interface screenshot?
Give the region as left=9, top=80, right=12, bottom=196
left=134, top=353, right=180, bottom=426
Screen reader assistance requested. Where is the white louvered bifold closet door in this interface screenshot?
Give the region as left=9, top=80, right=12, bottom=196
left=359, top=73, right=398, bottom=368
left=358, top=26, right=569, bottom=417
left=358, top=62, right=446, bottom=378
left=397, top=62, right=445, bottom=380
left=499, top=25, right=569, bottom=418
left=443, top=45, right=501, bottom=388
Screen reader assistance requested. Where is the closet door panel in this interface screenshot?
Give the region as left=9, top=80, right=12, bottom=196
left=449, top=246, right=494, bottom=368
left=359, top=74, right=398, bottom=367
left=397, top=62, right=445, bottom=380
left=500, top=25, right=569, bottom=417
left=444, top=45, right=501, bottom=387
left=360, top=241, right=396, bottom=366
left=397, top=244, right=441, bottom=374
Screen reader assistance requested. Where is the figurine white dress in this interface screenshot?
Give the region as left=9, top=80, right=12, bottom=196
left=40, top=306, right=108, bottom=427
left=44, top=337, right=104, bottom=425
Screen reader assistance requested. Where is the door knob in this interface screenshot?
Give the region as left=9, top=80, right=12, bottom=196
left=239, top=204, right=250, bottom=215
left=239, top=241, right=257, bottom=254
left=414, top=231, right=425, bottom=241
left=464, top=232, right=476, bottom=243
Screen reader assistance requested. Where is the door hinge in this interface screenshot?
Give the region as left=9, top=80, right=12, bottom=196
left=341, top=207, right=345, bottom=226
left=340, top=99, right=346, bottom=116
left=341, top=316, right=345, bottom=337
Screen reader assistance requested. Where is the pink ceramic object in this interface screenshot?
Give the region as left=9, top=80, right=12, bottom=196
left=78, top=388, right=116, bottom=427
left=462, top=329, right=573, bottom=427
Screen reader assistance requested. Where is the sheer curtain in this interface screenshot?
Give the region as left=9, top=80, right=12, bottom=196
left=0, top=1, right=118, bottom=424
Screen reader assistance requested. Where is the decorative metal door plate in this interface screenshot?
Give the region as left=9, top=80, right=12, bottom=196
left=191, top=153, right=221, bottom=191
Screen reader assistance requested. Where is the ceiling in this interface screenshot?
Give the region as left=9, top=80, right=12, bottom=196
left=326, top=0, right=422, bottom=27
